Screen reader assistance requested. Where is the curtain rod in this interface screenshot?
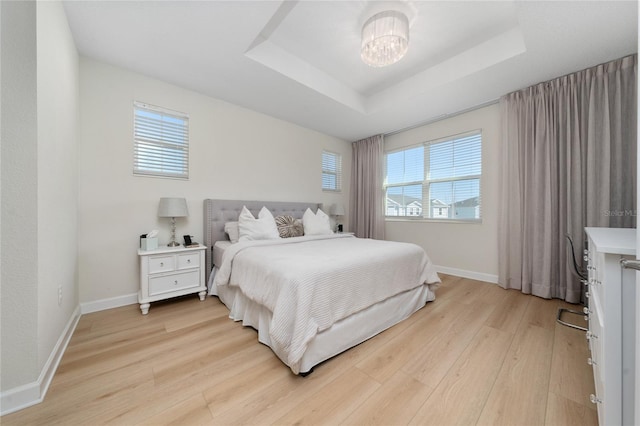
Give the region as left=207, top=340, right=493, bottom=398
left=384, top=98, right=499, bottom=137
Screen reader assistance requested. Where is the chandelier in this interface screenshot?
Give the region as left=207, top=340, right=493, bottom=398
left=361, top=10, right=410, bottom=67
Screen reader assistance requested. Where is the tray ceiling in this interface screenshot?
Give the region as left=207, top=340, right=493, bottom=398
left=63, top=0, right=638, bottom=141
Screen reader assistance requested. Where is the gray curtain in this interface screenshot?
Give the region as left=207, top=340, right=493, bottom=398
left=350, top=134, right=385, bottom=239
left=499, top=54, right=637, bottom=302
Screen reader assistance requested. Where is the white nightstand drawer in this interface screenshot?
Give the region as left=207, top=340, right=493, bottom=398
left=138, top=245, right=206, bottom=314
left=148, top=255, right=175, bottom=274
left=177, top=252, right=200, bottom=270
left=149, top=270, right=200, bottom=296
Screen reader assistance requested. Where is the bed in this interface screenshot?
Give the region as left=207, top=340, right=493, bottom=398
left=204, top=199, right=440, bottom=375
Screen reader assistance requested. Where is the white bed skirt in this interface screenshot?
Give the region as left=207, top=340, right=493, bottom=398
left=208, top=267, right=435, bottom=373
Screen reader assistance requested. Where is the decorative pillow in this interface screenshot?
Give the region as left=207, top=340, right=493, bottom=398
left=275, top=215, right=304, bottom=238
left=224, top=221, right=240, bottom=243
left=238, top=206, right=280, bottom=242
left=302, top=208, right=333, bottom=235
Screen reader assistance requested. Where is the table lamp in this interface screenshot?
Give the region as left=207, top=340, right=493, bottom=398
left=158, top=197, right=189, bottom=247
left=330, top=203, right=345, bottom=232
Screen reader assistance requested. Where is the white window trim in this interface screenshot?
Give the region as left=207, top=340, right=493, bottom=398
left=322, top=150, right=342, bottom=192
left=133, top=101, right=190, bottom=180
left=384, top=129, right=482, bottom=223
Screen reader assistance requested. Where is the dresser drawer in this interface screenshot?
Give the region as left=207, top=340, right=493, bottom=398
left=591, top=252, right=605, bottom=305
left=149, top=270, right=200, bottom=296
left=589, top=291, right=604, bottom=365
left=148, top=255, right=175, bottom=274
left=177, top=252, right=200, bottom=270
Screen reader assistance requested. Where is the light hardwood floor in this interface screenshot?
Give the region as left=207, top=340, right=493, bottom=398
left=3, top=274, right=597, bottom=425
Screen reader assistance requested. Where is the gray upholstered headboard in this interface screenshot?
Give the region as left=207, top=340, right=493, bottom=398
left=203, top=199, right=322, bottom=281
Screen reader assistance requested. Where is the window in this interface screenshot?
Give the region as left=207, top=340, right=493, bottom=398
left=322, top=150, right=342, bottom=192
left=133, top=102, right=189, bottom=179
left=384, top=130, right=482, bottom=220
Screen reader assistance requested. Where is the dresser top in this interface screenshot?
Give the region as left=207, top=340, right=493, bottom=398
left=138, top=244, right=206, bottom=256
left=585, top=227, right=636, bottom=255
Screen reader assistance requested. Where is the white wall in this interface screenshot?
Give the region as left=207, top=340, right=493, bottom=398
left=0, top=0, right=79, bottom=403
left=78, top=58, right=350, bottom=304
left=1, top=0, right=39, bottom=391
left=36, top=0, right=79, bottom=375
left=384, top=104, right=501, bottom=281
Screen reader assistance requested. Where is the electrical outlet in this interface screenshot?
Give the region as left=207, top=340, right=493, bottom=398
left=58, top=286, right=62, bottom=306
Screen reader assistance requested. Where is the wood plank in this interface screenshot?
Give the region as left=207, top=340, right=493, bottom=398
left=151, top=327, right=257, bottom=386
left=549, top=320, right=595, bottom=406
left=483, top=289, right=531, bottom=335
left=341, top=370, right=434, bottom=425
left=136, top=394, right=214, bottom=426
left=55, top=318, right=232, bottom=387
left=476, top=323, right=555, bottom=425
left=545, top=391, right=598, bottom=426
left=409, top=326, right=512, bottom=425
left=355, top=298, right=462, bottom=383
left=274, top=368, right=380, bottom=425
left=521, top=296, right=560, bottom=331
left=85, top=345, right=275, bottom=425
left=210, top=317, right=410, bottom=425
left=202, top=355, right=288, bottom=417
left=400, top=301, right=495, bottom=388
left=209, top=365, right=342, bottom=425
left=434, top=276, right=484, bottom=304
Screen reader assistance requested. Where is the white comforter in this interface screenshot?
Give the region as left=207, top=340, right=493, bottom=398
left=213, top=234, right=440, bottom=373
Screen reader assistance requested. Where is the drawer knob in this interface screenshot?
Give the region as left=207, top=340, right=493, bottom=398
left=585, top=291, right=590, bottom=299
left=160, top=262, right=164, bottom=267
left=590, top=394, right=602, bottom=404
left=187, top=259, right=191, bottom=263
left=583, top=307, right=591, bottom=315
left=587, top=357, right=597, bottom=366
left=584, top=315, right=589, bottom=322
left=174, top=280, right=178, bottom=285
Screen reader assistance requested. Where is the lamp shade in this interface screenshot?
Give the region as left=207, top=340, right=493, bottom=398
left=330, top=203, right=345, bottom=216
left=157, top=197, right=189, bottom=218
left=361, top=10, right=409, bottom=67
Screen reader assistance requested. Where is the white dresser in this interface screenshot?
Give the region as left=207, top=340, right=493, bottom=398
left=585, top=227, right=636, bottom=426
left=138, top=244, right=207, bottom=315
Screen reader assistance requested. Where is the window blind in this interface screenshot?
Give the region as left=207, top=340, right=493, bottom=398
left=133, top=102, right=189, bottom=179
left=322, top=150, right=342, bottom=192
left=384, top=130, right=482, bottom=220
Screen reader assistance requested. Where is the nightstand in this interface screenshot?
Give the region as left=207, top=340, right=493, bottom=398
left=137, top=244, right=207, bottom=315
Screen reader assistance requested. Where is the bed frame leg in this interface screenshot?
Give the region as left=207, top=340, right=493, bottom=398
left=299, top=368, right=314, bottom=377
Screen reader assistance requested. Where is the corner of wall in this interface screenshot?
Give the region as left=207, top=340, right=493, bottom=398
left=0, top=306, right=81, bottom=416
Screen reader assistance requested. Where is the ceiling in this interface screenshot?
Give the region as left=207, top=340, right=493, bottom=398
left=62, top=1, right=638, bottom=141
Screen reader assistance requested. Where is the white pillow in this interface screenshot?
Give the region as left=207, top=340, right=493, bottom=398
left=302, top=208, right=333, bottom=235
left=238, top=206, right=280, bottom=242
left=224, top=221, right=240, bottom=243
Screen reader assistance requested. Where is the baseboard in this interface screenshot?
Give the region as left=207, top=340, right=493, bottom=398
left=435, top=265, right=499, bottom=284
left=0, top=306, right=81, bottom=416
left=80, top=292, right=138, bottom=314
left=1, top=293, right=138, bottom=415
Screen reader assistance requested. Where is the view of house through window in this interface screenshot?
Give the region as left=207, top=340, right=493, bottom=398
left=384, top=131, right=482, bottom=220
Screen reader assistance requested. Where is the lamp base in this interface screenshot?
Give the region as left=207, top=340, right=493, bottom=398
left=167, top=241, right=180, bottom=247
